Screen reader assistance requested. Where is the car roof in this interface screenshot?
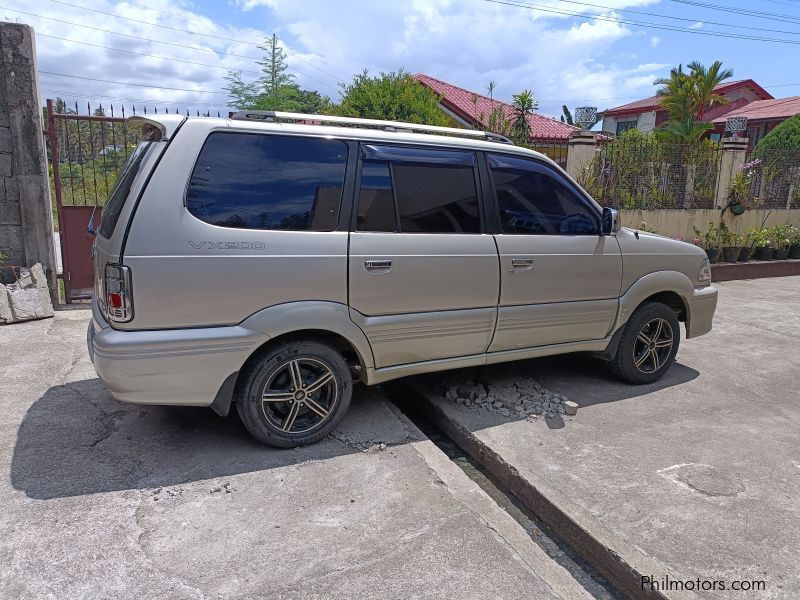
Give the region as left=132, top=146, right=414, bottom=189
left=130, top=113, right=558, bottom=165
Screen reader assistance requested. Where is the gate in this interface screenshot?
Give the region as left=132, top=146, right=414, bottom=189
left=45, top=99, right=216, bottom=302
left=46, top=99, right=132, bottom=302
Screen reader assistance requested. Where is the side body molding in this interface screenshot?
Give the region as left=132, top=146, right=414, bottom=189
left=239, top=301, right=375, bottom=369
left=615, top=270, right=696, bottom=334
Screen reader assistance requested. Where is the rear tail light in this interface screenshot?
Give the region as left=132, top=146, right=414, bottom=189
left=104, top=264, right=133, bottom=322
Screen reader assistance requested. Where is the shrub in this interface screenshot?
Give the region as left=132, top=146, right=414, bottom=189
left=753, top=114, right=800, bottom=156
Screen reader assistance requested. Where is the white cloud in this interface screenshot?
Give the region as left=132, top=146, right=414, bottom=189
left=689, top=21, right=704, bottom=30
left=1, top=0, right=670, bottom=117
left=240, top=0, right=666, bottom=115
left=651, top=35, right=661, bottom=47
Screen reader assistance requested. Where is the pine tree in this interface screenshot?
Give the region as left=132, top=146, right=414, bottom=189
left=223, top=33, right=331, bottom=113
left=256, top=34, right=296, bottom=110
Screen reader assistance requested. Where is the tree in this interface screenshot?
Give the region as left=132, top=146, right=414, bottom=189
left=654, top=60, right=733, bottom=141
left=658, top=117, right=714, bottom=143
left=754, top=114, right=800, bottom=155
left=333, top=70, right=450, bottom=125
left=561, top=105, right=573, bottom=125
left=487, top=80, right=497, bottom=102
left=753, top=114, right=800, bottom=182
left=223, top=33, right=331, bottom=113
left=223, top=71, right=259, bottom=110
left=511, top=90, right=537, bottom=145
left=687, top=60, right=734, bottom=120
left=256, top=33, right=296, bottom=109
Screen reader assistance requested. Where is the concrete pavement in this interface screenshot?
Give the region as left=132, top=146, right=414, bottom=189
left=415, top=276, right=800, bottom=599
left=0, top=309, right=591, bottom=599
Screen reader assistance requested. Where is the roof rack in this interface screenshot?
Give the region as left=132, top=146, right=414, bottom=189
left=229, top=110, right=514, bottom=145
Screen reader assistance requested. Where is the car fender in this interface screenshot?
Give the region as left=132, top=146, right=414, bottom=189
left=616, top=270, right=695, bottom=333
left=239, top=301, right=375, bottom=369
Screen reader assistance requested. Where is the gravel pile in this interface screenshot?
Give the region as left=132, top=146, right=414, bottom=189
left=436, top=374, right=576, bottom=420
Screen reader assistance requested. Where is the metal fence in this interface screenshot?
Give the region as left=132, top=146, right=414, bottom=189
left=579, top=134, right=723, bottom=210
left=45, top=99, right=220, bottom=301
left=529, top=141, right=569, bottom=168
left=46, top=100, right=221, bottom=208
left=744, top=150, right=800, bottom=209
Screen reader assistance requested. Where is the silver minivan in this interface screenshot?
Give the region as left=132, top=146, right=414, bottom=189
left=88, top=111, right=718, bottom=447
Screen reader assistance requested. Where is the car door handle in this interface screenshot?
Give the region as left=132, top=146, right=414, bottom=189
left=511, top=257, right=534, bottom=270
left=365, top=259, right=392, bottom=271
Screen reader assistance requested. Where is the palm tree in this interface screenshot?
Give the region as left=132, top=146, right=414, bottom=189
left=660, top=118, right=713, bottom=143
left=687, top=60, right=734, bottom=120
left=487, top=80, right=497, bottom=102
left=511, top=90, right=537, bottom=144
left=655, top=64, right=693, bottom=122
left=655, top=60, right=733, bottom=141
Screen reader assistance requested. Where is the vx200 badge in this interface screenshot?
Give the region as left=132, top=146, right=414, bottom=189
left=188, top=241, right=266, bottom=250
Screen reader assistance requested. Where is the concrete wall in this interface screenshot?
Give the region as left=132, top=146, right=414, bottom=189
left=620, top=209, right=800, bottom=241
left=0, top=23, right=56, bottom=298
left=638, top=111, right=656, bottom=132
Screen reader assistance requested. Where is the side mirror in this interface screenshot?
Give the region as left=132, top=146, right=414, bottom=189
left=602, top=207, right=621, bottom=235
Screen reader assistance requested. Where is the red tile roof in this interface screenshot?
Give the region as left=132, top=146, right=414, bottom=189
left=711, top=96, right=800, bottom=124
left=604, top=79, right=773, bottom=117
left=414, top=73, right=578, bottom=141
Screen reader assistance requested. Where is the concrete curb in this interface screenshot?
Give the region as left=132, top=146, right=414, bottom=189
left=398, top=381, right=700, bottom=600
left=711, top=258, right=800, bottom=281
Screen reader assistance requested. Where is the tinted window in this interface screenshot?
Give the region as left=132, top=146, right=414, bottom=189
left=187, top=133, right=347, bottom=231
left=356, top=150, right=480, bottom=234
left=99, top=141, right=153, bottom=238
left=488, top=154, right=598, bottom=235
left=357, top=161, right=396, bottom=232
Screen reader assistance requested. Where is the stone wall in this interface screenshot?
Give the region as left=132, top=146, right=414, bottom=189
left=0, top=23, right=56, bottom=300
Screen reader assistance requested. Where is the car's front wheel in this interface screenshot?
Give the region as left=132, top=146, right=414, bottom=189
left=236, top=340, right=352, bottom=447
left=610, top=301, right=680, bottom=384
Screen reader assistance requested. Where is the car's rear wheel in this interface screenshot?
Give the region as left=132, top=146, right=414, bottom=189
left=236, top=340, right=352, bottom=447
left=610, top=301, right=680, bottom=384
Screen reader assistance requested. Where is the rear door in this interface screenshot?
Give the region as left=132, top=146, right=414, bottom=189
left=485, top=153, right=622, bottom=352
left=121, top=126, right=352, bottom=329
left=348, top=144, right=499, bottom=368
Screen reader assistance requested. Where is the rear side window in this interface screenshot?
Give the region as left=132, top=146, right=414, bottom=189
left=98, top=141, right=153, bottom=238
left=186, top=133, right=347, bottom=231
left=356, top=146, right=480, bottom=234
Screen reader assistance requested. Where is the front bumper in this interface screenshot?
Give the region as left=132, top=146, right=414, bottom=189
left=685, top=284, right=718, bottom=338
left=87, top=302, right=269, bottom=406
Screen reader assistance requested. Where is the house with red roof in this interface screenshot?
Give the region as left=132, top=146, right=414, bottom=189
left=711, top=96, right=800, bottom=148
left=601, top=79, right=773, bottom=137
left=413, top=73, right=579, bottom=143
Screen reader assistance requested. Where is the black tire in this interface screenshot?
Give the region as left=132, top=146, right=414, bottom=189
left=236, top=340, right=352, bottom=448
left=610, top=302, right=680, bottom=384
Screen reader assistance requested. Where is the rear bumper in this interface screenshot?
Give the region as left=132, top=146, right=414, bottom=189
left=88, top=305, right=269, bottom=406
left=686, top=284, right=718, bottom=338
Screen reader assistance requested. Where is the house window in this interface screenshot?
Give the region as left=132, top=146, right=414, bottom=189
left=616, top=119, right=638, bottom=135
left=747, top=125, right=765, bottom=146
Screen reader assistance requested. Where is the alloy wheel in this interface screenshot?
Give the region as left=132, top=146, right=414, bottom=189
left=632, top=318, right=674, bottom=374
left=260, top=358, right=338, bottom=434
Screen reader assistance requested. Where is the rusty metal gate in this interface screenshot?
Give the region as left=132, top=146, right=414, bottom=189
left=45, top=99, right=217, bottom=302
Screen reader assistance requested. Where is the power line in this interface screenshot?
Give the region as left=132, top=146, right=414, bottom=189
left=665, top=0, right=800, bottom=24
left=36, top=33, right=261, bottom=75
left=482, top=0, right=800, bottom=44
left=0, top=5, right=342, bottom=93
left=39, top=70, right=228, bottom=93
left=46, top=0, right=347, bottom=83
left=539, top=0, right=800, bottom=36
left=115, top=0, right=350, bottom=77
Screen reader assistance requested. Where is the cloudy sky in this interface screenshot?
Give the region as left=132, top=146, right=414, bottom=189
left=3, top=0, right=800, bottom=119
